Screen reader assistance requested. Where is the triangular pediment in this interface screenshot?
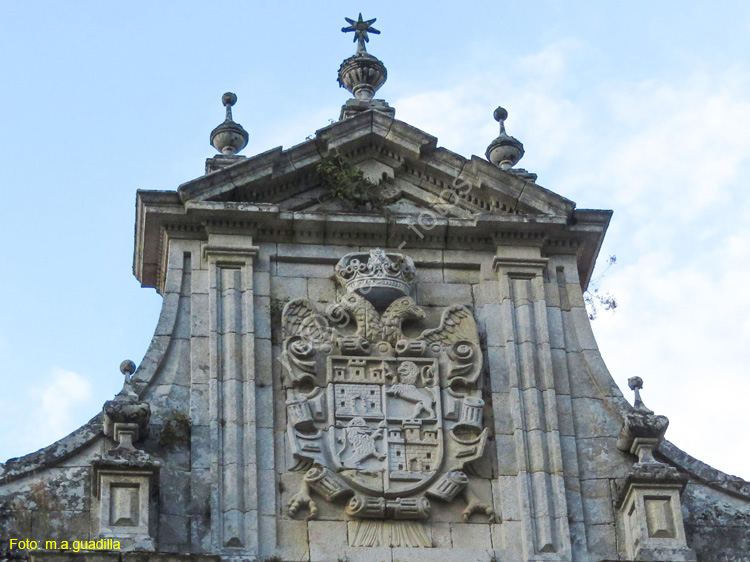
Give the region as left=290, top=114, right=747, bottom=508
left=177, top=110, right=576, bottom=219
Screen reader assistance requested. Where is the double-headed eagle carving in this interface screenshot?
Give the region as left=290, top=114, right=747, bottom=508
left=282, top=292, right=477, bottom=349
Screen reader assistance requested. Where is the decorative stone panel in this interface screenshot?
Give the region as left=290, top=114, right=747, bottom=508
left=620, top=483, right=695, bottom=561
left=92, top=466, right=157, bottom=550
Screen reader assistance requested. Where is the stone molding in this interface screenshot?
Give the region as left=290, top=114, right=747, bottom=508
left=29, top=554, right=220, bottom=562
left=135, top=194, right=609, bottom=294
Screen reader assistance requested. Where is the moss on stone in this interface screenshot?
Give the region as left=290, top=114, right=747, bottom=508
left=158, top=410, right=191, bottom=449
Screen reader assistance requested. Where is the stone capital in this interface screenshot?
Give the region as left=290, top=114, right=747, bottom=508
left=492, top=245, right=548, bottom=278
left=202, top=233, right=259, bottom=263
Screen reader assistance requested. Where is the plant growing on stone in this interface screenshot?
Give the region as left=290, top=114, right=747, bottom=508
left=584, top=255, right=618, bottom=320
left=159, top=410, right=191, bottom=448
left=314, top=153, right=387, bottom=211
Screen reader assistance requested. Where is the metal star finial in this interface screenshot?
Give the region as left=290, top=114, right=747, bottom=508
left=342, top=13, right=380, bottom=54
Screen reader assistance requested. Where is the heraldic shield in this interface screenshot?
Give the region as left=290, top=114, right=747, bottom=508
left=281, top=250, right=494, bottom=533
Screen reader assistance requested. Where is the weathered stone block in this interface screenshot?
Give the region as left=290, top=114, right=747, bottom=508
left=254, top=296, right=272, bottom=339
left=450, top=521, right=492, bottom=549
left=489, top=476, right=513, bottom=523
left=158, top=513, right=190, bottom=548
left=392, top=547, right=495, bottom=561
left=277, top=262, right=335, bottom=279
left=276, top=519, right=310, bottom=561
left=307, top=520, right=348, bottom=561
left=256, top=385, right=275, bottom=429
left=443, top=267, right=478, bottom=284
left=576, top=437, right=631, bottom=480
left=430, top=521, right=451, bottom=547
left=581, top=478, right=615, bottom=526
left=486, top=347, right=509, bottom=394
left=416, top=282, right=472, bottom=306
left=257, top=428, right=275, bottom=471
left=271, top=276, right=308, bottom=301
left=571, top=397, right=622, bottom=439
left=586, top=522, right=618, bottom=560
left=307, top=277, right=336, bottom=303
left=258, top=469, right=277, bottom=517
left=494, top=433, right=519, bottom=476
left=253, top=270, right=271, bottom=296
left=255, top=337, right=273, bottom=387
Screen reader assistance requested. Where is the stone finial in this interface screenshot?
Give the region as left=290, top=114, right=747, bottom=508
left=485, top=106, right=525, bottom=170
left=117, top=359, right=138, bottom=401
left=210, top=92, right=249, bottom=156
left=628, top=375, right=654, bottom=414
left=615, top=375, right=696, bottom=561
left=120, top=359, right=136, bottom=376
left=617, top=376, right=669, bottom=461
left=337, top=14, right=394, bottom=120
left=338, top=14, right=387, bottom=102
left=103, top=360, right=150, bottom=451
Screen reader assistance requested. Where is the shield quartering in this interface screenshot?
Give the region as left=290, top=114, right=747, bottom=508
left=328, top=355, right=444, bottom=497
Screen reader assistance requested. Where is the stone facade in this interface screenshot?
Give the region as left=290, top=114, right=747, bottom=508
left=2, top=19, right=750, bottom=562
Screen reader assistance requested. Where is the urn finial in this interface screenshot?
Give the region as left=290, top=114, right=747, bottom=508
left=338, top=14, right=387, bottom=103
left=210, top=92, right=249, bottom=156
left=486, top=106, right=525, bottom=170
left=337, top=14, right=394, bottom=120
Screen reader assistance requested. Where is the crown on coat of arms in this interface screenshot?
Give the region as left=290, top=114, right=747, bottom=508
left=335, top=249, right=416, bottom=306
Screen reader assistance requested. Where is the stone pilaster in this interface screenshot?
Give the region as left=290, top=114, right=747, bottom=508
left=202, top=233, right=260, bottom=555
left=492, top=246, right=572, bottom=561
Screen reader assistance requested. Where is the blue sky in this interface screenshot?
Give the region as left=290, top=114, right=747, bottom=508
left=1, top=2, right=749, bottom=479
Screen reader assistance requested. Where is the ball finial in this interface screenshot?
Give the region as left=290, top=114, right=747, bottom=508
left=627, top=376, right=653, bottom=413
left=493, top=106, right=508, bottom=123
left=628, top=376, right=644, bottom=391
left=222, top=92, right=237, bottom=107
left=120, top=360, right=136, bottom=376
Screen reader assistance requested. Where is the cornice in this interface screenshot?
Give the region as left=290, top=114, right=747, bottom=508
left=134, top=198, right=607, bottom=292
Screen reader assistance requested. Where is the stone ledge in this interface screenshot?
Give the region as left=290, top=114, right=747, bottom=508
left=660, top=440, right=750, bottom=501
left=29, top=553, right=220, bottom=562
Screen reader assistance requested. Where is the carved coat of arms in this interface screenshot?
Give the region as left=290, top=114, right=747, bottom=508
left=281, top=249, right=494, bottom=543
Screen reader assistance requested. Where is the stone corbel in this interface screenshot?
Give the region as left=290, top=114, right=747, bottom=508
left=615, top=377, right=696, bottom=562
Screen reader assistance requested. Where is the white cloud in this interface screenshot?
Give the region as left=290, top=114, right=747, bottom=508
left=37, top=367, right=94, bottom=437
left=0, top=367, right=94, bottom=459
left=394, top=42, right=750, bottom=480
